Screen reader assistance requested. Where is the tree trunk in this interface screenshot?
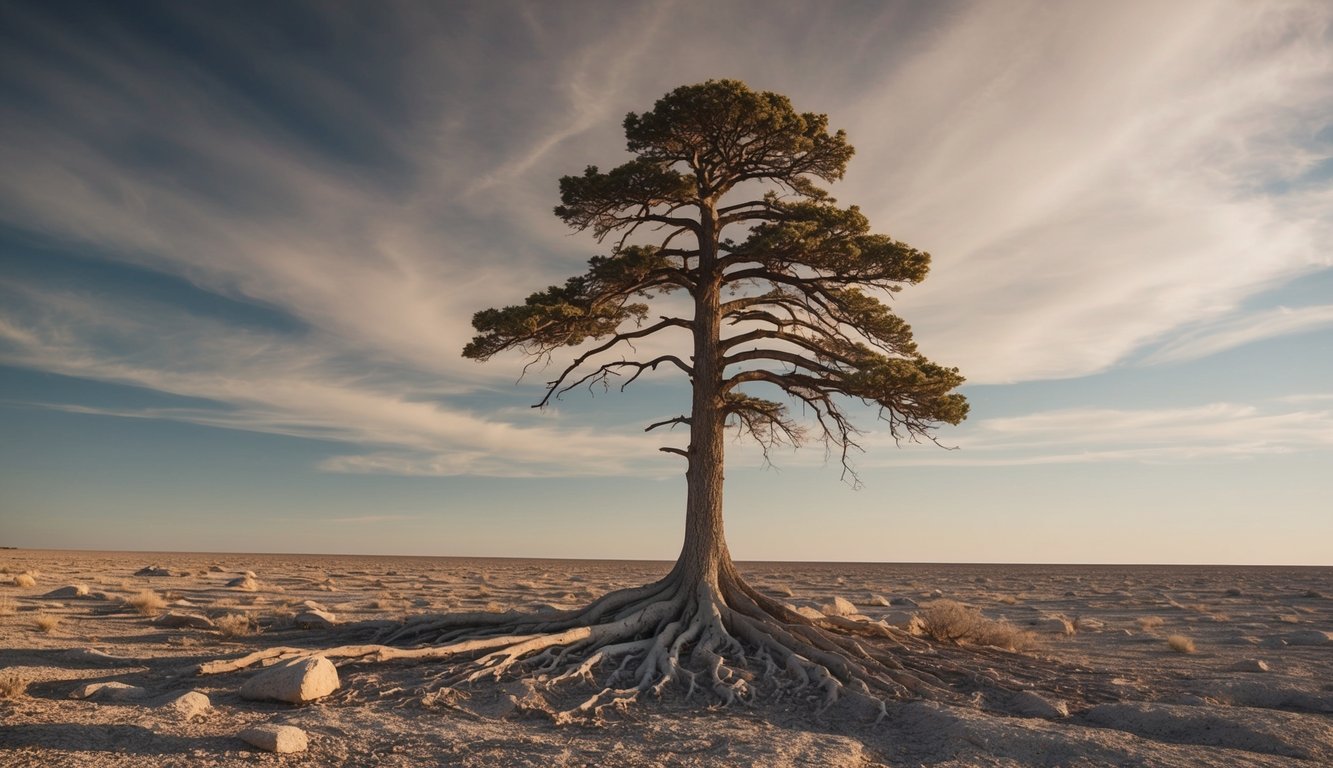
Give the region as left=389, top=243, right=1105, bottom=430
left=677, top=202, right=734, bottom=591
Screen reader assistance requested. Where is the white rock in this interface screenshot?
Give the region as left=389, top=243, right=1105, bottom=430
left=820, top=596, right=858, bottom=617
left=155, top=612, right=215, bottom=629
left=71, top=681, right=147, bottom=701
left=42, top=585, right=88, bottom=599
left=240, top=724, right=308, bottom=753
left=294, top=609, right=337, bottom=629
left=240, top=656, right=339, bottom=704
left=1011, top=690, right=1069, bottom=718
left=159, top=690, right=211, bottom=720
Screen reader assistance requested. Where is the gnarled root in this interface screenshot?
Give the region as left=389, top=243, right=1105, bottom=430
left=197, top=562, right=1032, bottom=721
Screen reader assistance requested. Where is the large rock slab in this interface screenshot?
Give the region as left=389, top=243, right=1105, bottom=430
left=240, top=656, right=339, bottom=704
left=1284, top=630, right=1332, bottom=646
left=240, top=724, right=308, bottom=753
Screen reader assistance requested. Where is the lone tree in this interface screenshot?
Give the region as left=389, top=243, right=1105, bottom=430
left=202, top=80, right=970, bottom=717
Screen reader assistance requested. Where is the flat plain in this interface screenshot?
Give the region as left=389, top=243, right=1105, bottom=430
left=1, top=550, right=1331, bottom=766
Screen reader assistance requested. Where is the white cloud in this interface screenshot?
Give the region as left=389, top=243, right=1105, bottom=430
left=1143, top=305, right=1333, bottom=364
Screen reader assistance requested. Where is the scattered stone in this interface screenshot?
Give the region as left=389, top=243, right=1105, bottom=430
left=240, top=724, right=308, bottom=754
left=41, top=584, right=88, bottom=599
left=158, top=690, right=211, bottom=720
left=1259, top=636, right=1289, bottom=649
left=1284, top=630, right=1333, bottom=646
left=89, top=591, right=116, bottom=601
left=794, top=606, right=824, bottom=621
left=294, top=609, right=337, bottom=629
left=1229, top=659, right=1270, bottom=673
left=154, top=611, right=215, bottom=630
left=300, top=600, right=329, bottom=612
left=890, top=596, right=919, bottom=607
left=134, top=566, right=173, bottom=577
left=820, top=596, right=857, bottom=617
left=867, top=594, right=891, bottom=607
left=208, top=565, right=225, bottom=573
left=240, top=655, right=339, bottom=704
left=1010, top=690, right=1068, bottom=718
left=1075, top=618, right=1105, bottom=632
left=71, top=681, right=148, bottom=701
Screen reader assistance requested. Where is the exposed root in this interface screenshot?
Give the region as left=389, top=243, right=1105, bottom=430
left=197, top=563, right=1077, bottom=721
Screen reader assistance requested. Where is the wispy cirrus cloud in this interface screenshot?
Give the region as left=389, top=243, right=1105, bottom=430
left=1143, top=305, right=1333, bottom=364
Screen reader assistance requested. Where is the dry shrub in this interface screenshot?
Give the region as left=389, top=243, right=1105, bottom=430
left=126, top=590, right=166, bottom=616
left=994, top=594, right=1019, bottom=605
left=214, top=613, right=255, bottom=638
left=33, top=614, right=60, bottom=633
left=1136, top=616, right=1165, bottom=630
left=918, top=600, right=1037, bottom=651
left=12, top=573, right=36, bottom=588
left=1167, top=634, right=1195, bottom=653
left=0, top=670, right=29, bottom=699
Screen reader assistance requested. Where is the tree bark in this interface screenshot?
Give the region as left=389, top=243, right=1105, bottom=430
left=677, top=201, right=735, bottom=591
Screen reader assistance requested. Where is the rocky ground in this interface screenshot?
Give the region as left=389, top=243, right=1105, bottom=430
left=1, top=550, right=1330, bottom=766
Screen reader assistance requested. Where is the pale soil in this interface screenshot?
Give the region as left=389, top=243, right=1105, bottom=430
left=1, top=550, right=1330, bottom=766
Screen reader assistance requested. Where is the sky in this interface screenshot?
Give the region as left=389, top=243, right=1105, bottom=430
left=1, top=0, right=1330, bottom=565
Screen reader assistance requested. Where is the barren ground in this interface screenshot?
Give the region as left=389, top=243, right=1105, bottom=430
left=1, top=550, right=1330, bottom=766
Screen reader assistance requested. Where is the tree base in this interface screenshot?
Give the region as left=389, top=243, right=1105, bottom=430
left=198, top=568, right=1068, bottom=722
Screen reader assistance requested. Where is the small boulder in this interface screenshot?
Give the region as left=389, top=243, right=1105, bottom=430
left=71, top=681, right=147, bottom=701
left=240, top=655, right=339, bottom=704
left=1031, top=616, right=1076, bottom=636
left=134, top=566, right=173, bottom=577
left=155, top=612, right=215, bottom=630
left=1229, top=659, right=1270, bottom=673
left=158, top=690, right=211, bottom=720
left=1259, top=636, right=1289, bottom=649
left=1284, top=630, right=1333, bottom=646
left=881, top=611, right=918, bottom=629
left=1011, top=690, right=1068, bottom=718
left=890, top=596, right=919, bottom=607
left=42, top=585, right=88, bottom=599
left=794, top=606, right=824, bottom=621
left=820, top=596, right=858, bottom=617
left=240, top=724, right=308, bottom=754
left=867, top=594, right=891, bottom=607
left=293, top=609, right=337, bottom=629
left=1075, top=618, right=1105, bottom=632
left=227, top=575, right=259, bottom=591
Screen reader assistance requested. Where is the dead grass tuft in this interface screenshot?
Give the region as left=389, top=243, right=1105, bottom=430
left=126, top=589, right=166, bottom=616
left=214, top=613, right=255, bottom=638
left=0, top=670, right=30, bottom=698
left=12, top=573, right=36, bottom=588
left=1167, top=634, right=1196, bottom=653
left=918, top=600, right=1038, bottom=651
left=1136, top=615, right=1165, bottom=630
left=33, top=614, right=60, bottom=633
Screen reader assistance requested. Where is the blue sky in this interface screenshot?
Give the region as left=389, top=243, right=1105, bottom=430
left=1, top=1, right=1330, bottom=564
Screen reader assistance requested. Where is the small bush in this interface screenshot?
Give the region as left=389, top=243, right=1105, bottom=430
left=214, top=613, right=254, bottom=638
left=1136, top=616, right=1164, bottom=630
left=12, top=573, right=36, bottom=588
left=1167, top=634, right=1195, bottom=653
left=918, top=600, right=1037, bottom=651
left=0, top=670, right=29, bottom=698
left=33, top=614, right=60, bottom=633
left=126, top=590, right=165, bottom=616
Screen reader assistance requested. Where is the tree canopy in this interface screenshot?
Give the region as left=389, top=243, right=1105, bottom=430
left=465, top=79, right=967, bottom=479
